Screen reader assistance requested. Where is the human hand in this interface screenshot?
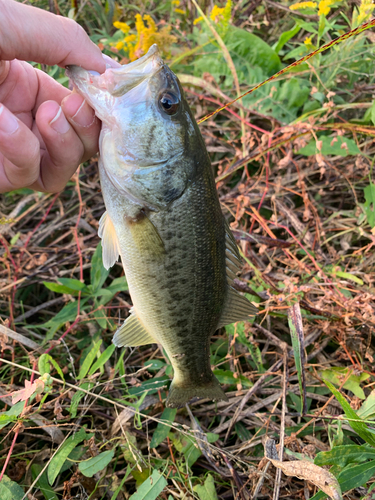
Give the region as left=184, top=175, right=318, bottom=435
left=0, top=0, right=119, bottom=193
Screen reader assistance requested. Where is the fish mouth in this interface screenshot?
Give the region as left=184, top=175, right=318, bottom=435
left=67, top=44, right=164, bottom=97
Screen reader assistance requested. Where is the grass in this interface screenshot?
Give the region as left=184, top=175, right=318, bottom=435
left=1, top=0, right=375, bottom=499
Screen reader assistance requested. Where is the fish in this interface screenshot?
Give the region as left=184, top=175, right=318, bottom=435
left=67, top=45, right=257, bottom=408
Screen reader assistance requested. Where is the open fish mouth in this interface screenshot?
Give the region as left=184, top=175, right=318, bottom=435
left=66, top=44, right=163, bottom=98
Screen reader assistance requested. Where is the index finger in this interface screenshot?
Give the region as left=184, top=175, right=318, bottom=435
left=0, top=0, right=106, bottom=73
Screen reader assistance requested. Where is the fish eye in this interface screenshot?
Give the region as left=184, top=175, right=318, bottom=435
left=158, top=91, right=180, bottom=116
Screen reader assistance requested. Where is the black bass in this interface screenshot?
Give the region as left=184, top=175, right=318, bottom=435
left=67, top=45, right=257, bottom=407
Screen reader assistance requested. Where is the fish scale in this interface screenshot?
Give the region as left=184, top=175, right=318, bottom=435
left=67, top=44, right=257, bottom=407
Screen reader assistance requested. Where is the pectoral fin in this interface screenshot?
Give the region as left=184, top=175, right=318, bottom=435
left=126, top=212, right=165, bottom=258
left=113, top=308, right=157, bottom=347
left=98, top=211, right=120, bottom=270
left=218, top=286, right=258, bottom=328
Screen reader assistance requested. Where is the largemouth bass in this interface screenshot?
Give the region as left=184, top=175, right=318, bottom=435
left=67, top=45, right=257, bottom=408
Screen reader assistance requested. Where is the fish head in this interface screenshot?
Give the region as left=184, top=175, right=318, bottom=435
left=67, top=45, right=201, bottom=207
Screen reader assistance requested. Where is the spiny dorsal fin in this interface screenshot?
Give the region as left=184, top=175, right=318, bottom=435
left=126, top=212, right=165, bottom=258
left=98, top=211, right=120, bottom=270
left=113, top=308, right=157, bottom=347
left=218, top=286, right=258, bottom=328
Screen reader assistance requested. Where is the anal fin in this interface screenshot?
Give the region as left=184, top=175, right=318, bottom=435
left=98, top=211, right=120, bottom=270
left=113, top=308, right=157, bottom=347
left=218, top=286, right=257, bottom=328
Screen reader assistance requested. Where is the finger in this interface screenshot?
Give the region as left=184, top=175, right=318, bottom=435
left=32, top=100, right=88, bottom=192
left=0, top=104, right=40, bottom=192
left=61, top=93, right=100, bottom=161
left=0, top=0, right=105, bottom=73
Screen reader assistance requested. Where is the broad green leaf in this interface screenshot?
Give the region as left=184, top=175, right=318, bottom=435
left=88, top=344, right=116, bottom=375
left=69, top=382, right=93, bottom=418
left=298, top=135, right=360, bottom=157
left=48, top=428, right=87, bottom=485
left=79, top=449, right=115, bottom=477
left=322, top=368, right=369, bottom=399
left=58, top=278, right=87, bottom=291
left=150, top=407, right=177, bottom=448
left=91, top=242, right=110, bottom=292
left=224, top=25, right=281, bottom=76
left=0, top=401, right=24, bottom=430
left=38, top=353, right=65, bottom=382
left=193, top=474, right=219, bottom=500
left=334, top=271, right=363, bottom=286
left=324, top=380, right=375, bottom=448
left=43, top=282, right=81, bottom=296
left=358, top=390, right=375, bottom=420
left=43, top=298, right=89, bottom=331
left=273, top=24, right=301, bottom=54
left=129, top=469, right=167, bottom=500
left=128, top=376, right=169, bottom=397
left=96, top=276, right=128, bottom=306
left=144, top=359, right=166, bottom=372
left=0, top=474, right=24, bottom=500
left=31, top=464, right=58, bottom=500
left=315, top=445, right=375, bottom=468
left=77, top=340, right=103, bottom=380
left=311, top=460, right=375, bottom=500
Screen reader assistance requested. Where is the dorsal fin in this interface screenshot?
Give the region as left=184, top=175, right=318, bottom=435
left=98, top=211, right=120, bottom=270
left=113, top=308, right=157, bottom=347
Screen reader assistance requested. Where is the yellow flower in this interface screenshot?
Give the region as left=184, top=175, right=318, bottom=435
left=175, top=8, right=186, bottom=14
left=290, top=1, right=317, bottom=10
left=357, top=0, right=375, bottom=24
left=113, top=21, right=130, bottom=34
left=113, top=14, right=176, bottom=61
left=318, top=0, right=335, bottom=16
left=210, top=4, right=225, bottom=22
left=194, top=16, right=203, bottom=25
left=172, top=0, right=180, bottom=4
left=304, top=36, right=312, bottom=45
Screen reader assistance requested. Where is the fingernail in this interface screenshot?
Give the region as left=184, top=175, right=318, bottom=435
left=71, top=98, right=96, bottom=128
left=102, top=53, right=121, bottom=69
left=50, top=106, right=70, bottom=134
left=0, top=104, right=19, bottom=134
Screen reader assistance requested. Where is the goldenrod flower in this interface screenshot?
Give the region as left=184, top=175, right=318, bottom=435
left=175, top=8, right=186, bottom=14
left=172, top=0, right=180, bottom=4
left=318, top=0, right=335, bottom=16
left=304, top=36, right=312, bottom=46
left=357, top=0, right=375, bottom=24
left=113, top=21, right=130, bottom=34
left=194, top=16, right=203, bottom=24
left=290, top=1, right=317, bottom=10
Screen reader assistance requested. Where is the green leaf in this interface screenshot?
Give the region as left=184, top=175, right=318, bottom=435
left=91, top=242, right=110, bottom=292
left=57, top=278, right=86, bottom=291
left=88, top=344, right=116, bottom=375
left=79, top=449, right=115, bottom=477
left=193, top=474, right=219, bottom=500
left=358, top=390, right=375, bottom=420
left=324, top=380, right=375, bottom=447
left=31, top=464, right=59, bottom=500
left=95, top=276, right=128, bottom=306
left=47, top=428, right=87, bottom=485
left=214, top=369, right=252, bottom=388
left=288, top=303, right=306, bottom=412
left=111, top=465, right=132, bottom=500
left=298, top=135, right=360, bottom=157
left=224, top=25, right=281, bottom=76
left=322, top=367, right=369, bottom=399
left=338, top=460, right=375, bottom=493
left=38, top=353, right=65, bottom=382
left=43, top=282, right=81, bottom=296
left=69, top=382, right=93, bottom=418
left=370, top=100, right=375, bottom=126
left=361, top=182, right=375, bottom=228
left=0, top=474, right=25, bottom=500
left=0, top=402, right=24, bottom=430
left=129, top=469, right=167, bottom=500
left=315, top=445, right=375, bottom=468
left=273, top=24, right=301, bottom=54
left=77, top=340, right=103, bottom=380
left=150, top=407, right=177, bottom=448
left=43, top=298, right=89, bottom=331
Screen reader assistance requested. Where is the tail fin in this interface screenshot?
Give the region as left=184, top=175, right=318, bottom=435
left=166, top=376, right=228, bottom=408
